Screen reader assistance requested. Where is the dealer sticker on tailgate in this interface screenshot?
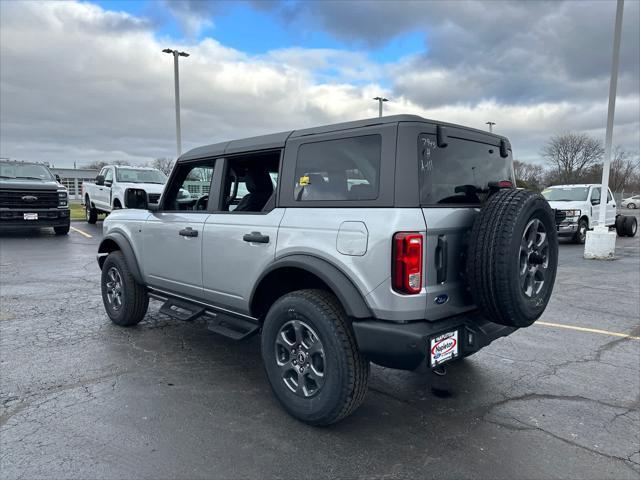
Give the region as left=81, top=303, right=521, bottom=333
left=23, top=213, right=38, bottom=220
left=430, top=330, right=459, bottom=366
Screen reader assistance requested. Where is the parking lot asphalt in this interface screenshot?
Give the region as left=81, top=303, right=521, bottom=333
left=1, top=212, right=639, bottom=480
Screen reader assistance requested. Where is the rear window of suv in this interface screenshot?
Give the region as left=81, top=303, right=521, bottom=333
left=418, top=134, right=514, bottom=205
left=294, top=135, right=381, bottom=201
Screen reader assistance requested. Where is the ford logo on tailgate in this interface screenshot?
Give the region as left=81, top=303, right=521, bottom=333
left=434, top=294, right=449, bottom=305
left=21, top=195, right=38, bottom=202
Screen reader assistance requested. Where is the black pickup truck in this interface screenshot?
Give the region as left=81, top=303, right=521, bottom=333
left=0, top=160, right=70, bottom=235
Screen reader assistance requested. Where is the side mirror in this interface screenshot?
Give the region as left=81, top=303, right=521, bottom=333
left=125, top=188, right=149, bottom=209
left=591, top=199, right=600, bottom=205
left=95, top=174, right=105, bottom=186
left=55, top=174, right=61, bottom=183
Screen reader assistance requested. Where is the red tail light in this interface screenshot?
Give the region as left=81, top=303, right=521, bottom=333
left=392, top=233, right=423, bottom=295
left=498, top=180, right=513, bottom=188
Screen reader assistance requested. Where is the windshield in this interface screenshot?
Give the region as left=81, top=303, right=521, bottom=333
left=418, top=135, right=514, bottom=205
left=0, top=162, right=54, bottom=181
left=116, top=168, right=167, bottom=184
left=542, top=187, right=589, bottom=202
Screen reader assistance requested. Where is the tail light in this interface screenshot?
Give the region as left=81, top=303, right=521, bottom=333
left=498, top=180, right=513, bottom=188
left=392, top=232, right=423, bottom=294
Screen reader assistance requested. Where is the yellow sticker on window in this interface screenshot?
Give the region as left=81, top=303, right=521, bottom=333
left=299, top=175, right=310, bottom=186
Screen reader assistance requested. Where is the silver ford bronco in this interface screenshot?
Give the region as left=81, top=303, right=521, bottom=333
left=97, top=115, right=558, bottom=425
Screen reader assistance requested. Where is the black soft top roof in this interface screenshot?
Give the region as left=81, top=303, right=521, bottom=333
left=179, top=114, right=510, bottom=162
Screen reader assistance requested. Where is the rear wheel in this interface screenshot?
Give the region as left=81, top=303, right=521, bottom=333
left=101, top=251, right=148, bottom=326
left=623, top=216, right=637, bottom=237
left=628, top=203, right=636, bottom=209
left=261, top=289, right=369, bottom=426
left=466, top=189, right=558, bottom=328
left=615, top=216, right=627, bottom=237
left=86, top=197, right=97, bottom=224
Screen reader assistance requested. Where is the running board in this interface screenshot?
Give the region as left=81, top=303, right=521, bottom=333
left=205, top=312, right=259, bottom=341
left=152, top=291, right=259, bottom=341
left=159, top=298, right=204, bottom=322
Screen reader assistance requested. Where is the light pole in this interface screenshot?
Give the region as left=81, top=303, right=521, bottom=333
left=373, top=97, right=388, bottom=118
left=163, top=48, right=190, bottom=158
left=486, top=121, right=496, bottom=133
left=584, top=0, right=624, bottom=259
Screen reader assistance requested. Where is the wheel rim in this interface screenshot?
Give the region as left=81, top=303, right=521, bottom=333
left=632, top=220, right=638, bottom=235
left=274, top=320, right=325, bottom=398
left=105, top=267, right=124, bottom=310
left=86, top=204, right=90, bottom=220
left=519, top=218, right=549, bottom=299
left=579, top=222, right=586, bottom=241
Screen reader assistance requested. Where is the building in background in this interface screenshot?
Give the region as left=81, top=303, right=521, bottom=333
left=50, top=167, right=98, bottom=200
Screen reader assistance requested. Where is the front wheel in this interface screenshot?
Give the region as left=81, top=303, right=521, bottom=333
left=54, top=224, right=70, bottom=235
left=628, top=203, right=636, bottom=209
left=101, top=251, right=148, bottom=326
left=86, top=198, right=97, bottom=224
left=573, top=218, right=588, bottom=244
left=261, top=289, right=369, bottom=426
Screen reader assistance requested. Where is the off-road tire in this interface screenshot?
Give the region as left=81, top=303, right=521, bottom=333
left=466, top=189, right=558, bottom=328
left=623, top=216, right=637, bottom=237
left=615, top=215, right=627, bottom=237
left=54, top=225, right=70, bottom=235
left=86, top=197, right=98, bottom=224
left=101, top=251, right=148, bottom=327
left=573, top=218, right=588, bottom=244
left=261, top=289, right=369, bottom=426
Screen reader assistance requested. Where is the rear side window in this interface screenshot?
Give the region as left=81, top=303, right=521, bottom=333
left=294, top=135, right=381, bottom=201
left=418, top=134, right=514, bottom=205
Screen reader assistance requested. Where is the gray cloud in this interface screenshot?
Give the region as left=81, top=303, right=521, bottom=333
left=0, top=1, right=638, bottom=169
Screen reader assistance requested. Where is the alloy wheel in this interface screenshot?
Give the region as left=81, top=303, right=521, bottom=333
left=274, top=320, right=326, bottom=398
left=519, top=218, right=550, bottom=298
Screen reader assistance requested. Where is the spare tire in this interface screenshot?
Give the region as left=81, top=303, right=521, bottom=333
left=466, top=189, right=558, bottom=328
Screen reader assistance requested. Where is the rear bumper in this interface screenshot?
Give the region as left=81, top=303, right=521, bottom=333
left=352, top=312, right=517, bottom=370
left=0, top=209, right=70, bottom=229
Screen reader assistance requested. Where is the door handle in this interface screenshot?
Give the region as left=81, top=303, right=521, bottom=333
left=179, top=227, right=198, bottom=238
left=243, top=231, right=269, bottom=243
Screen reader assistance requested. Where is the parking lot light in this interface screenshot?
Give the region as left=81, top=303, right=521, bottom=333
left=163, top=48, right=190, bottom=158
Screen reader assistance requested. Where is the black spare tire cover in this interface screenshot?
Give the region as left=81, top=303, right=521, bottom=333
left=466, top=189, right=559, bottom=328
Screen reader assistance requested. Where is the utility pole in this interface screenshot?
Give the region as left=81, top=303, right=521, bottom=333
left=163, top=48, right=190, bottom=158
left=486, top=121, right=496, bottom=133
left=373, top=97, right=388, bottom=118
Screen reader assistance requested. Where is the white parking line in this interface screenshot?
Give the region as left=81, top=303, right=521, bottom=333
left=537, top=321, right=640, bottom=340
left=70, top=226, right=92, bottom=238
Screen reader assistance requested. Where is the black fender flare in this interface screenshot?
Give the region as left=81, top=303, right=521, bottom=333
left=97, top=232, right=143, bottom=284
left=250, top=254, right=372, bottom=319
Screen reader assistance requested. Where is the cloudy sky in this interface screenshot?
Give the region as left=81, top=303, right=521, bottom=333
left=1, top=0, right=638, bottom=168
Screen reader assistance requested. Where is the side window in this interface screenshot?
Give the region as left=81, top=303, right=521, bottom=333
left=591, top=187, right=601, bottom=203
left=293, top=135, right=381, bottom=201
left=162, top=162, right=215, bottom=211
left=607, top=189, right=613, bottom=203
left=219, top=152, right=280, bottom=213
left=104, top=168, right=113, bottom=184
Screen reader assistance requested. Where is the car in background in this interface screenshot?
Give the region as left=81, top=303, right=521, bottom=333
left=0, top=160, right=70, bottom=235
left=82, top=166, right=167, bottom=223
left=621, top=195, right=639, bottom=209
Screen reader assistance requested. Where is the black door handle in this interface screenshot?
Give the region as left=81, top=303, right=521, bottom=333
left=179, top=227, right=198, bottom=238
left=243, top=231, right=269, bottom=243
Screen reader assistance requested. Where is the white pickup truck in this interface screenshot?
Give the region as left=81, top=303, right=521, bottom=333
left=542, top=183, right=629, bottom=243
left=82, top=165, right=167, bottom=223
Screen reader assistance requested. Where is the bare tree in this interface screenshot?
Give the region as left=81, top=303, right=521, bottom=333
left=148, top=157, right=175, bottom=176
left=583, top=147, right=640, bottom=192
left=541, top=133, right=604, bottom=184
left=513, top=160, right=545, bottom=191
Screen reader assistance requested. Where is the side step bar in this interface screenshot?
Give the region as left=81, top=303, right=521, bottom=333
left=150, top=291, right=260, bottom=341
